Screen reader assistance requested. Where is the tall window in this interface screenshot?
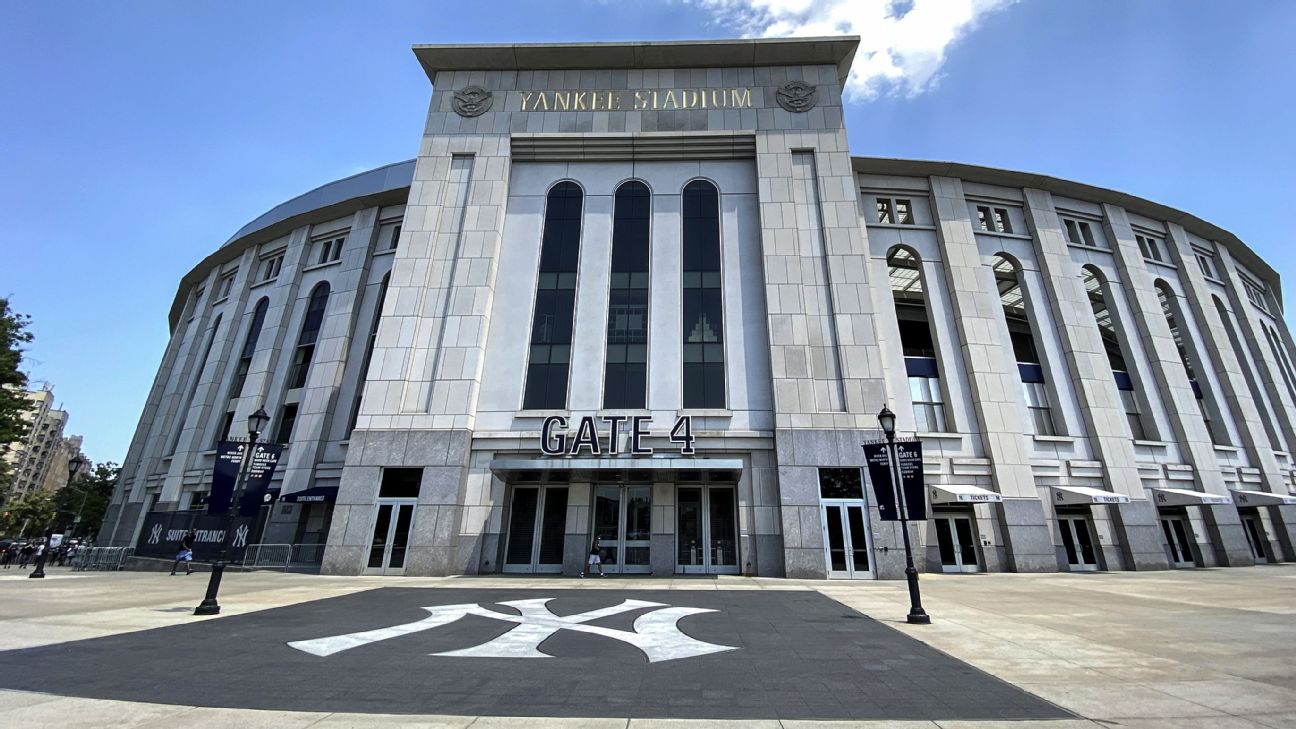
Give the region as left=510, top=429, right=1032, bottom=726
left=523, top=182, right=583, bottom=410
left=682, top=180, right=725, bottom=408
left=1156, top=282, right=1228, bottom=445
left=1082, top=266, right=1149, bottom=440
left=170, top=313, right=222, bottom=455
left=604, top=181, right=651, bottom=409
left=1215, top=296, right=1286, bottom=452
left=290, top=283, right=330, bottom=390
left=349, top=274, right=390, bottom=434
left=217, top=297, right=269, bottom=443
left=993, top=255, right=1057, bottom=435
left=889, top=247, right=948, bottom=432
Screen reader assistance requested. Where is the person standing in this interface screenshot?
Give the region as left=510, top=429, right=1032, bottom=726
left=580, top=534, right=606, bottom=578
left=18, top=542, right=34, bottom=569
left=170, top=529, right=196, bottom=575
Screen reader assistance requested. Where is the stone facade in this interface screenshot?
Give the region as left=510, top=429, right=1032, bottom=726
left=100, top=37, right=1296, bottom=579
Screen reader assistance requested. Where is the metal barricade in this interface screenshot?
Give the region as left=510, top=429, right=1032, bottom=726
left=290, top=543, right=326, bottom=566
left=241, top=543, right=292, bottom=569
left=71, top=546, right=134, bottom=571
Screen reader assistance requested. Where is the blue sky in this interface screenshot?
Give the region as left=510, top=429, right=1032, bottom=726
left=2, top=0, right=1295, bottom=465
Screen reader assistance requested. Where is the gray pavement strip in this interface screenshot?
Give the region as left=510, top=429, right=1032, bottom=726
left=0, top=588, right=1071, bottom=721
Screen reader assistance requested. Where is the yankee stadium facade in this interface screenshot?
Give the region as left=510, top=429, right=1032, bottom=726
left=101, top=37, right=1296, bottom=578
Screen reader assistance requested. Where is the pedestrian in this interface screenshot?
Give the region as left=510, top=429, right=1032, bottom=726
left=170, top=529, right=196, bottom=575
left=18, top=542, right=34, bottom=569
left=1, top=544, right=13, bottom=568
left=580, top=534, right=606, bottom=578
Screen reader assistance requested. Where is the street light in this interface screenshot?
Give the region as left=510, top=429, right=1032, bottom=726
left=877, top=405, right=930, bottom=625
left=194, top=407, right=269, bottom=616
left=30, top=454, right=89, bottom=579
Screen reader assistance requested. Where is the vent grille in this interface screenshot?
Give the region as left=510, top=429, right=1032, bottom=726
left=511, top=133, right=756, bottom=162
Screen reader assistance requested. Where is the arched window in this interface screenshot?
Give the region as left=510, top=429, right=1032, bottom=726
left=1155, top=282, right=1228, bottom=445
left=1214, top=296, right=1286, bottom=452
left=889, top=247, right=948, bottom=432
left=682, top=180, right=725, bottom=408
left=290, top=283, right=331, bottom=390
left=217, top=297, right=269, bottom=443
left=992, top=255, right=1057, bottom=435
left=523, top=182, right=583, bottom=409
left=1081, top=266, right=1149, bottom=440
left=349, top=274, right=391, bottom=434
left=1261, top=323, right=1296, bottom=414
left=604, top=181, right=651, bottom=408
left=171, top=313, right=222, bottom=455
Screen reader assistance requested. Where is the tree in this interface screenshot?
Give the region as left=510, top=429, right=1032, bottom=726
left=0, top=491, right=56, bottom=538
left=55, top=461, right=119, bottom=540
left=0, top=298, right=34, bottom=492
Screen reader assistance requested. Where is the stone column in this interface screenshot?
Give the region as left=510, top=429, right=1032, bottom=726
left=1022, top=188, right=1167, bottom=570
left=928, top=176, right=1053, bottom=571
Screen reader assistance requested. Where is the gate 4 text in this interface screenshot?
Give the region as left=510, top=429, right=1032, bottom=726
left=541, top=415, right=696, bottom=456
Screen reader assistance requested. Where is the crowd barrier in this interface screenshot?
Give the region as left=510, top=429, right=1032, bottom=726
left=241, top=543, right=325, bottom=570
left=70, top=547, right=134, bottom=571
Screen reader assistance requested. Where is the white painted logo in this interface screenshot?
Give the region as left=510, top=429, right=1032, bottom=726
left=231, top=524, right=250, bottom=548
left=148, top=524, right=163, bottom=545
left=288, top=598, right=736, bottom=663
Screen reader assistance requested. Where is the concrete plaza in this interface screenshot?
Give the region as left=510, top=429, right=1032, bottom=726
left=0, top=565, right=1293, bottom=727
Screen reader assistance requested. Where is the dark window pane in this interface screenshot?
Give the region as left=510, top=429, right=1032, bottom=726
left=242, top=298, right=270, bottom=359
left=297, top=283, right=331, bottom=347
left=524, top=183, right=583, bottom=409
left=275, top=404, right=298, bottom=444
left=818, top=468, right=864, bottom=499
left=681, top=180, right=724, bottom=408
left=379, top=468, right=423, bottom=499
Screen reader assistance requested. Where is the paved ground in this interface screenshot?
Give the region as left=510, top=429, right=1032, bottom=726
left=0, top=565, right=1292, bottom=727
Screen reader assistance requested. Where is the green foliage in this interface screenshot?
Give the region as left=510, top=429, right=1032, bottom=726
left=0, top=298, right=34, bottom=491
left=55, top=462, right=119, bottom=540
left=1, top=491, right=56, bottom=537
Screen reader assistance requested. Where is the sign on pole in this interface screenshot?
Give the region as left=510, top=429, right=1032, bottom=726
left=238, top=444, right=284, bottom=517
left=209, top=441, right=245, bottom=515
left=863, top=440, right=927, bottom=522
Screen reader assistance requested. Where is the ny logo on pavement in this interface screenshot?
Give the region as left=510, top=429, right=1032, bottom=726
left=288, top=598, right=737, bottom=663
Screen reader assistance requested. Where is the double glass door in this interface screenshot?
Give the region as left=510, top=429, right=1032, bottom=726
left=593, top=485, right=651, bottom=573
left=504, top=486, right=568, bottom=573
left=366, top=500, right=416, bottom=575
left=1058, top=514, right=1099, bottom=571
left=1241, top=512, right=1269, bottom=562
left=1160, top=514, right=1196, bottom=567
left=677, top=486, right=739, bottom=574
left=821, top=500, right=873, bottom=579
left=934, top=513, right=980, bottom=572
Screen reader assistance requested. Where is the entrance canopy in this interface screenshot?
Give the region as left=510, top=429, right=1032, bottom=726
left=1150, top=487, right=1232, bottom=506
left=1230, top=489, right=1296, bottom=506
left=1049, top=485, right=1130, bottom=505
left=929, top=484, right=1002, bottom=504
left=281, top=486, right=339, bottom=504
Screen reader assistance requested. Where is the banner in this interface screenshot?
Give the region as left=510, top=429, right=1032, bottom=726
left=239, top=443, right=284, bottom=517
left=134, top=510, right=257, bottom=561
left=863, top=440, right=927, bottom=522
left=209, top=441, right=246, bottom=515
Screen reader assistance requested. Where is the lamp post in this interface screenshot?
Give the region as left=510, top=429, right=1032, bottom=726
left=877, top=405, right=930, bottom=625
left=195, top=407, right=269, bottom=616
left=30, top=454, right=89, bottom=579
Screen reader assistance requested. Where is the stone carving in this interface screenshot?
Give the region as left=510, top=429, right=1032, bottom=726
left=288, top=597, right=738, bottom=663
left=776, top=80, right=818, bottom=113
left=452, top=86, right=493, bottom=117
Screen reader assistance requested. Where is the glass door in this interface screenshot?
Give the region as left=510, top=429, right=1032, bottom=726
left=1241, top=512, right=1269, bottom=562
left=1059, top=514, right=1099, bottom=571
left=592, top=484, right=652, bottom=574
left=676, top=486, right=739, bottom=574
left=934, top=513, right=980, bottom=573
left=503, top=486, right=568, bottom=574
left=820, top=501, right=873, bottom=579
left=364, top=499, right=416, bottom=575
left=1159, top=514, right=1196, bottom=567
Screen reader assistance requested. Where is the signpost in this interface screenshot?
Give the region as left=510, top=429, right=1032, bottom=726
left=865, top=406, right=930, bottom=625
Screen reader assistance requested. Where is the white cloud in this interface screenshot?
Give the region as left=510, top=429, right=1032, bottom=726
left=697, top=0, right=1017, bottom=100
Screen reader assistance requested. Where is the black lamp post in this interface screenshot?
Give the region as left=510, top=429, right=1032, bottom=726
left=195, top=407, right=269, bottom=616
left=30, top=454, right=89, bottom=579
left=877, top=405, right=930, bottom=625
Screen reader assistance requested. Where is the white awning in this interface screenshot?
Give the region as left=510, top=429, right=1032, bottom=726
left=1150, top=487, right=1232, bottom=506
left=1230, top=489, right=1296, bottom=506
left=929, top=484, right=1002, bottom=504
left=1050, top=485, right=1131, bottom=505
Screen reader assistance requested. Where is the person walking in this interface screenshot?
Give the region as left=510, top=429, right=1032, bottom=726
left=580, top=534, right=606, bottom=578
left=18, top=542, right=34, bottom=569
left=170, top=529, right=196, bottom=575
left=1, top=544, right=14, bottom=569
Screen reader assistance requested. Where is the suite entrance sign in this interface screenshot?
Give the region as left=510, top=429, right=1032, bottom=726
left=541, top=414, right=696, bottom=457
left=863, top=440, right=926, bottom=522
